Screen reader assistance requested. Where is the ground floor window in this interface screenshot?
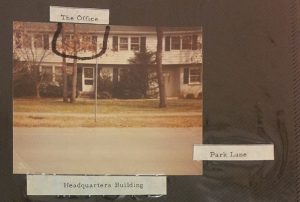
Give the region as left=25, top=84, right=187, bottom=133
left=119, top=68, right=129, bottom=82
left=189, top=67, right=201, bottom=84
left=54, top=66, right=63, bottom=83
left=183, top=66, right=202, bottom=84
left=40, top=66, right=53, bottom=83
left=40, top=65, right=71, bottom=84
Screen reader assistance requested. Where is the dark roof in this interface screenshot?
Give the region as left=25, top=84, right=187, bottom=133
left=13, top=21, right=202, bottom=34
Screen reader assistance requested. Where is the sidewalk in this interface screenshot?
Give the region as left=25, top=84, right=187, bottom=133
left=14, top=127, right=202, bottom=175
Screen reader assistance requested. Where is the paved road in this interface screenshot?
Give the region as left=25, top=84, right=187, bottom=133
left=14, top=127, right=202, bottom=175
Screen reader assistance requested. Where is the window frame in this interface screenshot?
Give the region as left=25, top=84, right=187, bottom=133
left=166, top=34, right=201, bottom=51
left=40, top=65, right=54, bottom=83
left=130, top=37, right=140, bottom=51
left=188, top=67, right=201, bottom=84
left=115, top=36, right=143, bottom=51
left=33, top=34, right=43, bottom=49
left=171, top=36, right=181, bottom=50
left=118, top=68, right=130, bottom=82
left=182, top=35, right=192, bottom=50
left=119, top=37, right=129, bottom=51
left=33, top=33, right=49, bottom=50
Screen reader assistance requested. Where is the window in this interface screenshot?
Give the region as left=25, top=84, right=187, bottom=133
left=33, top=34, right=49, bottom=49
left=84, top=68, right=94, bottom=79
left=41, top=66, right=53, bottom=83
left=171, top=36, right=180, bottom=50
left=15, top=32, right=22, bottom=48
left=80, top=35, right=97, bottom=52
left=55, top=66, right=63, bottom=82
left=183, top=67, right=202, bottom=84
left=189, top=68, right=201, bottom=84
left=182, top=36, right=192, bottom=50
left=34, top=34, right=43, bottom=49
left=113, top=36, right=145, bottom=52
left=166, top=34, right=201, bottom=51
left=14, top=32, right=49, bottom=49
left=23, top=35, right=32, bottom=49
left=119, top=68, right=129, bottom=82
left=131, top=37, right=140, bottom=51
left=119, top=37, right=128, bottom=50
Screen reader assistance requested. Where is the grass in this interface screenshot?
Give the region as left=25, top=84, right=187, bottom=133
left=13, top=98, right=202, bottom=127
left=13, top=98, right=202, bottom=114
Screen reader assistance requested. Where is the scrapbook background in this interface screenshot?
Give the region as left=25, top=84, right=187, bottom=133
left=0, top=0, right=297, bottom=201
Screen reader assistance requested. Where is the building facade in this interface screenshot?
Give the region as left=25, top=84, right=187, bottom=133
left=13, top=22, right=203, bottom=98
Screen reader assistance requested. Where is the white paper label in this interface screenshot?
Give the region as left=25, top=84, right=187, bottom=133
left=50, top=6, right=109, bottom=24
left=27, top=175, right=166, bottom=195
left=193, top=144, right=274, bottom=161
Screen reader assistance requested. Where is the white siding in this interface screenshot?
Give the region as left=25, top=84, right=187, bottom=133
left=15, top=33, right=202, bottom=65
left=179, top=67, right=202, bottom=98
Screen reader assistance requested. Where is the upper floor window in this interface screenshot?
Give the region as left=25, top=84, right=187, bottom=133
left=15, top=32, right=49, bottom=50
left=171, top=36, right=181, bottom=50
left=34, top=34, right=43, bottom=48
left=112, top=36, right=146, bottom=52
left=80, top=35, right=97, bottom=52
left=182, top=36, right=192, bottom=50
left=15, top=32, right=22, bottom=49
left=14, top=32, right=31, bottom=49
left=131, top=37, right=140, bottom=51
left=119, top=37, right=129, bottom=50
left=165, top=34, right=201, bottom=51
left=34, top=34, right=49, bottom=50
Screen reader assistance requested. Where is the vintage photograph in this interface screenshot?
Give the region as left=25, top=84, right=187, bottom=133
left=13, top=21, right=203, bottom=175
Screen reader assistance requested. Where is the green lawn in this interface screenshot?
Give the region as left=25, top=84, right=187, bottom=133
left=13, top=98, right=202, bottom=127
left=13, top=98, right=202, bottom=114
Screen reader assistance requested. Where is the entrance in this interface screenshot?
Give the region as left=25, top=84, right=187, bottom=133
left=163, top=69, right=179, bottom=97
left=82, top=67, right=94, bottom=92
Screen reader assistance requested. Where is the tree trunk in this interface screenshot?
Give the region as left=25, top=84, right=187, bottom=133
left=36, top=81, right=40, bottom=99
left=61, top=24, right=68, bottom=102
left=70, top=24, right=78, bottom=103
left=156, top=26, right=166, bottom=108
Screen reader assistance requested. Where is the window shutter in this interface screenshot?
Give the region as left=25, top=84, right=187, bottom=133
left=140, top=37, right=146, bottom=52
left=113, top=36, right=118, bottom=51
left=43, top=34, right=49, bottom=50
left=113, top=68, right=119, bottom=84
left=183, top=68, right=189, bottom=84
left=165, top=36, right=170, bottom=51
left=192, top=35, right=198, bottom=50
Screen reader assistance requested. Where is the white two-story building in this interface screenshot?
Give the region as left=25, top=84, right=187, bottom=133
left=13, top=22, right=203, bottom=98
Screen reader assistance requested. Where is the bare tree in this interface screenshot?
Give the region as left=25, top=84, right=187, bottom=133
left=13, top=22, right=51, bottom=98
left=71, top=24, right=78, bottom=103
left=156, top=26, right=166, bottom=107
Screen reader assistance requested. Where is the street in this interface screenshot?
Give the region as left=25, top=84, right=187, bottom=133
left=14, top=127, right=202, bottom=175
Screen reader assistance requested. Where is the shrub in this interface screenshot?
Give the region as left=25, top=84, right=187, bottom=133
left=97, top=71, right=114, bottom=99
left=13, top=71, right=36, bottom=97
left=186, top=93, right=195, bottom=99
left=40, top=82, right=63, bottom=98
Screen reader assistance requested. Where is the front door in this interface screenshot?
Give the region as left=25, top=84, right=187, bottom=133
left=163, top=69, right=179, bottom=97
left=82, top=67, right=94, bottom=92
